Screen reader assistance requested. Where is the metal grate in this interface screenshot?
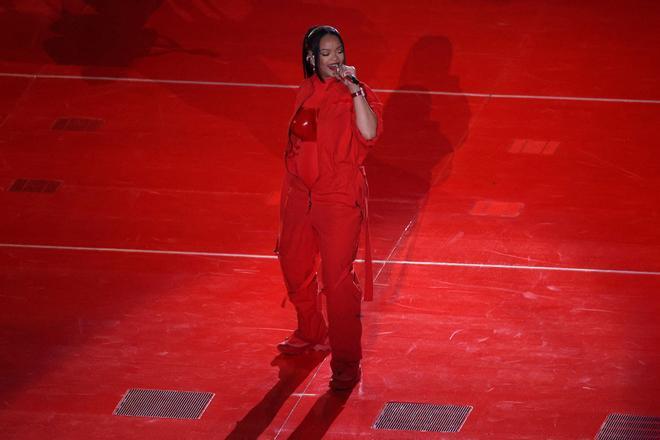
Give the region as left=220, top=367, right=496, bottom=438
left=373, top=402, right=472, bottom=433
left=596, top=413, right=660, bottom=440
left=8, top=179, right=61, bottom=193
left=470, top=200, right=524, bottom=218
left=509, top=139, right=559, bottom=155
left=113, top=388, right=215, bottom=420
left=52, top=117, right=104, bottom=131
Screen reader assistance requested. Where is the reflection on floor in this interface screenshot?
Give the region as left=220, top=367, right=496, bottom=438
left=1, top=1, right=659, bottom=439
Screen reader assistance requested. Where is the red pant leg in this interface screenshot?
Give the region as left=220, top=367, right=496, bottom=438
left=312, top=202, right=363, bottom=373
left=278, top=193, right=327, bottom=343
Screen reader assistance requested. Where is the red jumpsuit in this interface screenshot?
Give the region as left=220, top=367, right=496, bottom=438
left=277, top=75, right=383, bottom=375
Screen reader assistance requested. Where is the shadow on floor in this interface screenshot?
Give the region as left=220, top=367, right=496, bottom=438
left=225, top=350, right=328, bottom=439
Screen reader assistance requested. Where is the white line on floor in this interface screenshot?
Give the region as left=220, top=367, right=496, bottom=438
left=1, top=72, right=659, bottom=104
left=1, top=243, right=659, bottom=276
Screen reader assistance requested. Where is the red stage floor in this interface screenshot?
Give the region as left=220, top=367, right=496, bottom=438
left=1, top=1, right=659, bottom=439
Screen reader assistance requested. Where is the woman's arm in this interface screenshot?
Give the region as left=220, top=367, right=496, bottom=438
left=336, top=65, right=379, bottom=140
left=352, top=90, right=378, bottom=140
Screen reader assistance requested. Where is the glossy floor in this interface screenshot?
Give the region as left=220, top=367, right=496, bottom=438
left=1, top=1, right=659, bottom=439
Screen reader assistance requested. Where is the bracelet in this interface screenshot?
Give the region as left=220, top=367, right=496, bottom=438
left=351, top=88, right=365, bottom=98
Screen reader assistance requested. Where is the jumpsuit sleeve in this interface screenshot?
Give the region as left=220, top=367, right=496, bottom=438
left=351, top=82, right=383, bottom=147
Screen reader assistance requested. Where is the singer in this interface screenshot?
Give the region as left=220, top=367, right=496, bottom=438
left=276, top=25, right=383, bottom=391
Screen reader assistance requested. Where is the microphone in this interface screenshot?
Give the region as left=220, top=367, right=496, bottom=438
left=345, top=74, right=360, bottom=85
left=331, top=64, right=360, bottom=85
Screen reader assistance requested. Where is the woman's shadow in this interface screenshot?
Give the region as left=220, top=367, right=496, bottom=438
left=365, top=35, right=471, bottom=293
left=225, top=351, right=331, bottom=439
left=285, top=388, right=353, bottom=439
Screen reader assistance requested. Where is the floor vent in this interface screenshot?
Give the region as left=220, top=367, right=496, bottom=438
left=509, top=139, right=559, bottom=155
left=596, top=413, right=660, bottom=439
left=8, top=179, right=61, bottom=194
left=52, top=117, right=104, bottom=131
left=470, top=200, right=524, bottom=218
left=113, top=389, right=214, bottom=420
left=373, top=402, right=472, bottom=433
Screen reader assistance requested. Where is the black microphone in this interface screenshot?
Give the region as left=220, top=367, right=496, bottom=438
left=345, top=74, right=360, bottom=85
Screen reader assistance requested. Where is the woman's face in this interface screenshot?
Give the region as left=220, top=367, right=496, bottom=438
left=315, top=34, right=345, bottom=80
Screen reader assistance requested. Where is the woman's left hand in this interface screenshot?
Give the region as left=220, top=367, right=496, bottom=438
left=335, top=64, right=361, bottom=93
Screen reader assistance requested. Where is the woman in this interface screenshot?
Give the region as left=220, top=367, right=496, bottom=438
left=276, top=25, right=383, bottom=391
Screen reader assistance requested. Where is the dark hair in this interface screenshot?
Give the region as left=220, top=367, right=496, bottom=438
left=302, top=25, right=346, bottom=82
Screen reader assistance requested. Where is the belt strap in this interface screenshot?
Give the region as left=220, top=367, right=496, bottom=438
left=360, top=166, right=374, bottom=301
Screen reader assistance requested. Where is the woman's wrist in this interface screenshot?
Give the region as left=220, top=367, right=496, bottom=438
left=348, top=79, right=362, bottom=93
left=351, top=88, right=365, bottom=98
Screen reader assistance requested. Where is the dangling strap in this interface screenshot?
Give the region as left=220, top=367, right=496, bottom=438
left=281, top=253, right=320, bottom=308
left=360, top=166, right=374, bottom=301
